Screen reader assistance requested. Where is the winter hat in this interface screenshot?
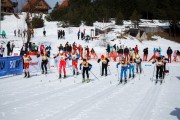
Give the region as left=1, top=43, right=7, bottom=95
left=136, top=54, right=140, bottom=59
left=60, top=50, right=63, bottom=54
left=83, top=59, right=87, bottom=62
left=101, top=55, right=105, bottom=59
left=158, top=57, right=161, bottom=61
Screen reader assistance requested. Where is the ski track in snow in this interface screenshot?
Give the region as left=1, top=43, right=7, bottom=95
left=1, top=65, right=179, bottom=120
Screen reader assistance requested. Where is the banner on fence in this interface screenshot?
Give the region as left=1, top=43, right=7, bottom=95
left=0, top=56, right=23, bottom=77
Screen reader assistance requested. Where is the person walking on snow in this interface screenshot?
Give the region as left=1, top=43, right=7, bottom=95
left=143, top=48, right=148, bottom=61
left=167, top=47, right=173, bottom=63
left=116, top=57, right=129, bottom=83
left=43, top=28, right=46, bottom=37
left=54, top=51, right=67, bottom=79
left=79, top=59, right=92, bottom=83
left=134, top=54, right=142, bottom=74
left=2, top=30, right=6, bottom=38
left=97, top=55, right=109, bottom=76
left=135, top=45, right=139, bottom=55
left=22, top=53, right=32, bottom=78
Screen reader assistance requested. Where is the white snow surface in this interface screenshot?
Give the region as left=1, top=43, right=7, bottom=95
left=0, top=14, right=180, bottom=120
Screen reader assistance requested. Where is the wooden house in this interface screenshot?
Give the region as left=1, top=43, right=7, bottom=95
left=58, top=0, right=69, bottom=9
left=1, top=0, right=16, bottom=13
left=22, top=0, right=51, bottom=14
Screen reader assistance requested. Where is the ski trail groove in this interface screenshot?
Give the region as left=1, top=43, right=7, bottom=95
left=129, top=84, right=162, bottom=120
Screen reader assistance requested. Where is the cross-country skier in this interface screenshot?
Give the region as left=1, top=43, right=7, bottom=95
left=152, top=56, right=164, bottom=83
left=116, top=57, right=129, bottom=83
left=79, top=59, right=92, bottom=83
left=41, top=53, right=48, bottom=74
left=71, top=52, right=80, bottom=76
left=54, top=51, right=67, bottom=78
left=22, top=53, right=32, bottom=78
left=134, top=54, right=142, bottom=74
left=128, top=57, right=135, bottom=78
left=97, top=55, right=109, bottom=76
left=162, top=56, right=169, bottom=78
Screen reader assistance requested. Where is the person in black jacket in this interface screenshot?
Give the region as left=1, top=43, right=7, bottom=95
left=6, top=41, right=11, bottom=56
left=41, top=53, right=48, bottom=74
left=106, top=44, right=110, bottom=57
left=80, top=59, right=92, bottom=83
left=167, top=47, right=173, bottom=63
left=97, top=55, right=110, bottom=76
left=124, top=46, right=129, bottom=61
left=119, top=46, right=124, bottom=60
left=143, top=48, right=148, bottom=61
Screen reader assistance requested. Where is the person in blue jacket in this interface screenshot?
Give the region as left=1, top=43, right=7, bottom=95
left=80, top=59, right=92, bottom=83
left=116, top=57, right=129, bottom=83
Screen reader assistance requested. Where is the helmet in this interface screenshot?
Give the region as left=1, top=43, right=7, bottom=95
left=101, top=55, right=105, bottom=59
left=136, top=54, right=140, bottom=59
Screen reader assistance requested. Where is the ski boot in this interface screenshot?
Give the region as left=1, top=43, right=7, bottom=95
left=42, top=71, right=44, bottom=74
left=59, top=74, right=61, bottom=79
left=119, top=78, right=123, bottom=83
left=45, top=71, right=47, bottom=74
left=125, top=78, right=127, bottom=83
left=129, top=74, right=131, bottom=78
left=87, top=78, right=90, bottom=83
left=27, top=72, right=30, bottom=78
left=155, top=79, right=158, bottom=84
left=64, top=75, right=66, bottom=78
left=82, top=78, right=85, bottom=83
left=77, top=71, right=79, bottom=75
left=133, top=74, right=135, bottom=78
left=24, top=72, right=27, bottom=78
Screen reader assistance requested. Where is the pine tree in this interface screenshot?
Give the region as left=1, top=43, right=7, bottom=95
left=53, top=2, right=59, bottom=11
left=130, top=10, right=141, bottom=28
left=116, top=11, right=124, bottom=25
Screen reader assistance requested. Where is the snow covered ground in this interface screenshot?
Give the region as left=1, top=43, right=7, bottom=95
left=0, top=14, right=180, bottom=120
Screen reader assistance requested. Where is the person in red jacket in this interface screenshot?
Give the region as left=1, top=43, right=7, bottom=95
left=73, top=44, right=77, bottom=53
left=40, top=44, right=44, bottom=54
left=23, top=53, right=32, bottom=78
left=135, top=45, right=139, bottom=55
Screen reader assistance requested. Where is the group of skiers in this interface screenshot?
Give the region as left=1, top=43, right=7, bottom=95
left=7, top=41, right=174, bottom=84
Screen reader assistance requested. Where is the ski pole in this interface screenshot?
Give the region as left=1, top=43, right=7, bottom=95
left=152, top=65, right=155, bottom=81
left=90, top=71, right=100, bottom=81
left=117, top=68, right=119, bottom=81
left=66, top=61, right=73, bottom=74
left=99, top=63, right=102, bottom=76
left=108, top=65, right=111, bottom=75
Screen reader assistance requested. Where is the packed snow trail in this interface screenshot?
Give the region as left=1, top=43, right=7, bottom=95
left=0, top=63, right=180, bottom=120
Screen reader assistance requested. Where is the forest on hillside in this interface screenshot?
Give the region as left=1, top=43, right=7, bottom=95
left=49, top=0, right=180, bottom=26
